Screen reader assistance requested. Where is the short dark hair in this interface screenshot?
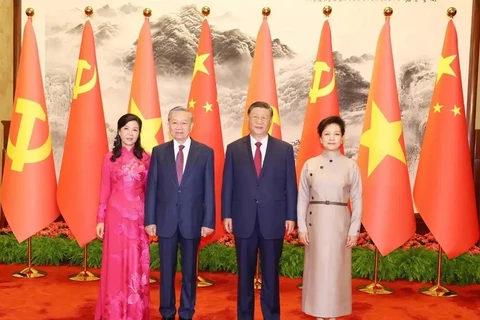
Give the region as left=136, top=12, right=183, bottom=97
left=247, top=101, right=273, bottom=117
left=317, top=116, right=345, bottom=137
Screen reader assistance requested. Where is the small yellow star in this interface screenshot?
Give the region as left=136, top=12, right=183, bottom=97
left=188, top=99, right=196, bottom=109
left=436, top=55, right=457, bottom=83
left=203, top=101, right=213, bottom=112
left=433, top=103, right=443, bottom=113
left=360, top=101, right=406, bottom=177
left=129, top=98, right=162, bottom=153
left=268, top=105, right=281, bottom=135
left=192, top=53, right=210, bottom=79
left=451, top=105, right=461, bottom=116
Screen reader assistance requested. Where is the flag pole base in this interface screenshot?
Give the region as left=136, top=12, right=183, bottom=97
left=297, top=283, right=302, bottom=290
left=419, top=285, right=457, bottom=297
left=149, top=276, right=158, bottom=284
left=357, top=282, right=393, bottom=295
left=254, top=277, right=262, bottom=290
left=197, top=275, right=214, bottom=287
left=68, top=270, right=100, bottom=282
left=13, top=267, right=47, bottom=279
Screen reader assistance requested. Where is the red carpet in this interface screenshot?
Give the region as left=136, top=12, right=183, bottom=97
left=0, top=264, right=479, bottom=319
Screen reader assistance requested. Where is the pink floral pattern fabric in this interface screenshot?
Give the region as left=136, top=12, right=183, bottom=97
left=94, top=147, right=151, bottom=320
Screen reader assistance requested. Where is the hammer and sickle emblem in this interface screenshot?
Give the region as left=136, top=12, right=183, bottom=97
left=268, top=106, right=281, bottom=135
left=7, top=98, right=52, bottom=172
left=309, top=61, right=335, bottom=103
left=73, top=59, right=97, bottom=99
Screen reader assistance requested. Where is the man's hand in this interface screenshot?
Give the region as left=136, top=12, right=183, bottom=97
left=145, top=224, right=157, bottom=236
left=223, top=218, right=233, bottom=233
left=201, top=227, right=214, bottom=237
left=285, top=220, right=295, bottom=235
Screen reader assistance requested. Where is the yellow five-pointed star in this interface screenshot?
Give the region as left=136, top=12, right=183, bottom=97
left=360, top=101, right=406, bottom=177
left=192, top=53, right=210, bottom=79
left=451, top=105, right=461, bottom=116
left=436, top=55, right=457, bottom=83
left=203, top=101, right=213, bottom=112
left=433, top=103, right=443, bottom=113
left=129, top=98, right=162, bottom=152
left=189, top=99, right=196, bottom=109
left=268, top=105, right=281, bottom=134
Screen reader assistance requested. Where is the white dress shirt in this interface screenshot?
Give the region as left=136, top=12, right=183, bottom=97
left=250, top=135, right=268, bottom=166
left=174, top=137, right=191, bottom=172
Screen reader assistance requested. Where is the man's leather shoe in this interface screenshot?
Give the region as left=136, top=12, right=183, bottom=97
left=161, top=317, right=174, bottom=320
left=179, top=318, right=192, bottom=320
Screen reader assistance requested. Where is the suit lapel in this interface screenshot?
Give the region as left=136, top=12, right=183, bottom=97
left=164, top=141, right=179, bottom=187
left=259, top=135, right=274, bottom=180
left=181, top=139, right=201, bottom=186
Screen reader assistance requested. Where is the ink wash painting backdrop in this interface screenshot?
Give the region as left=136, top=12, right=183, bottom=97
left=21, top=0, right=474, bottom=199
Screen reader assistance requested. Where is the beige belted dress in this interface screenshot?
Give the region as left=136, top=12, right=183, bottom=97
left=297, top=153, right=362, bottom=318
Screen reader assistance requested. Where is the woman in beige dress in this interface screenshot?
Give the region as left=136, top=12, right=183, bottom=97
left=298, top=116, right=362, bottom=320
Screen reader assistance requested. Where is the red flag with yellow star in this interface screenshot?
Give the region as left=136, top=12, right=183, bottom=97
left=241, top=16, right=281, bottom=138
left=357, top=16, right=415, bottom=256
left=296, top=19, right=342, bottom=181
left=57, top=20, right=109, bottom=247
left=128, top=16, right=163, bottom=152
left=188, top=18, right=225, bottom=247
left=413, top=20, right=479, bottom=259
left=1, top=17, right=59, bottom=243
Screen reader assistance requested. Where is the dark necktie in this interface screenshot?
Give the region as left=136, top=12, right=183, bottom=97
left=254, top=142, right=262, bottom=177
left=176, top=145, right=185, bottom=184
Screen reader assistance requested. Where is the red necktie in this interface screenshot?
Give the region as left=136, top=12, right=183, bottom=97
left=254, top=142, right=262, bottom=177
left=176, top=145, right=185, bottom=184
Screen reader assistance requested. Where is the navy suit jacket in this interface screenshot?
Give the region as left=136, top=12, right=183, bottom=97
left=221, top=135, right=297, bottom=239
left=144, top=139, right=215, bottom=239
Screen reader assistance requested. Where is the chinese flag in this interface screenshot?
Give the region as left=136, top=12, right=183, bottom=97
left=413, top=20, right=479, bottom=259
left=1, top=17, right=59, bottom=242
left=357, top=16, right=415, bottom=256
left=296, top=19, right=342, bottom=181
left=57, top=20, right=108, bottom=247
left=127, top=16, right=164, bottom=152
left=188, top=19, right=225, bottom=248
left=241, top=16, right=281, bottom=139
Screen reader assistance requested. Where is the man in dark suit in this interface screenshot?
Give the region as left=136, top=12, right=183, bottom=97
left=145, top=106, right=215, bottom=320
left=222, top=101, right=298, bottom=320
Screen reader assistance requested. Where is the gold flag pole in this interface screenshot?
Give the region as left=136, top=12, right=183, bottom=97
left=68, top=243, right=100, bottom=281
left=13, top=236, right=47, bottom=278
left=357, top=247, right=393, bottom=294
left=418, top=246, right=457, bottom=297
left=254, top=251, right=262, bottom=290
left=296, top=5, right=333, bottom=291
left=196, top=250, right=214, bottom=287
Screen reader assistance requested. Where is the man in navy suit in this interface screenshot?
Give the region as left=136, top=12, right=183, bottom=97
left=145, top=106, right=215, bottom=320
left=222, top=101, right=298, bottom=320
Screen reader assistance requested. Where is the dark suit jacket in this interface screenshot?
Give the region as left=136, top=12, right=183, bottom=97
left=145, top=139, right=215, bottom=239
left=221, top=135, right=297, bottom=239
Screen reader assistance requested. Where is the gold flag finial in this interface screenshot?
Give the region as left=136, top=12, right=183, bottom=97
left=25, top=7, right=35, bottom=17
left=143, top=8, right=152, bottom=18
left=384, top=7, right=393, bottom=17
left=202, top=6, right=210, bottom=17
left=323, top=6, right=332, bottom=17
left=262, top=7, right=271, bottom=17
left=84, top=6, right=93, bottom=17
left=447, top=7, right=457, bottom=19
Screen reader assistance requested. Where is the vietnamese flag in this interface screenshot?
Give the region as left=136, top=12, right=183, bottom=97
left=188, top=18, right=225, bottom=247
left=1, top=16, right=59, bottom=243
left=57, top=20, right=108, bottom=247
left=414, top=20, right=479, bottom=259
left=296, top=19, right=341, bottom=181
left=241, top=16, right=281, bottom=139
left=127, top=15, right=163, bottom=152
left=357, top=16, right=415, bottom=256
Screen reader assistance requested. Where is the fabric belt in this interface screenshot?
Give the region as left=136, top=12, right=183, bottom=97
left=309, top=200, right=347, bottom=206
